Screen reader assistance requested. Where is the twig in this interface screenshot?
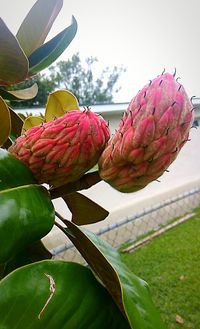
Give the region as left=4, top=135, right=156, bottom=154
left=49, top=171, right=101, bottom=199
left=55, top=220, right=67, bottom=234
left=55, top=216, right=76, bottom=240
left=55, top=211, right=67, bottom=223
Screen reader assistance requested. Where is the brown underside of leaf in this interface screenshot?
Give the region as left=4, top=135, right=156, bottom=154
left=63, top=192, right=109, bottom=225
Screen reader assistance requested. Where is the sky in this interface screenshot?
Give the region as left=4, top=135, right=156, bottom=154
left=1, top=0, right=200, bottom=102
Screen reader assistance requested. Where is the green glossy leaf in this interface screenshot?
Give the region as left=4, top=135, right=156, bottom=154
left=0, top=148, right=36, bottom=190
left=0, top=18, right=28, bottom=86
left=28, top=16, right=78, bottom=75
left=2, top=240, right=52, bottom=278
left=0, top=260, right=130, bottom=329
left=0, top=83, right=38, bottom=101
left=0, top=184, right=54, bottom=263
left=27, top=240, right=52, bottom=262
left=45, top=90, right=79, bottom=122
left=2, top=248, right=34, bottom=279
left=21, top=115, right=44, bottom=134
left=0, top=264, right=5, bottom=279
left=63, top=192, right=109, bottom=225
left=0, top=97, right=11, bottom=146
left=9, top=108, right=24, bottom=138
left=16, top=0, right=63, bottom=57
left=64, top=221, right=166, bottom=329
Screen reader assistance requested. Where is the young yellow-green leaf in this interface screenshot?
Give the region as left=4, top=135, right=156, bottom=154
left=63, top=192, right=109, bottom=225
left=0, top=18, right=28, bottom=86
left=0, top=97, right=11, bottom=146
left=16, top=0, right=63, bottom=57
left=63, top=221, right=166, bottom=329
left=21, top=115, right=44, bottom=134
left=0, top=261, right=130, bottom=328
left=45, top=90, right=79, bottom=122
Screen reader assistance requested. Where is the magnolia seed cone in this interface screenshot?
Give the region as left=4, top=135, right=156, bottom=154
left=98, top=73, right=193, bottom=193
left=9, top=108, right=110, bottom=187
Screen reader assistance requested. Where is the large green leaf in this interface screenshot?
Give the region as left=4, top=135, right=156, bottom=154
left=0, top=83, right=38, bottom=101
left=28, top=16, right=78, bottom=75
left=0, top=260, right=130, bottom=329
left=0, top=148, right=36, bottom=190
left=16, top=0, right=63, bottom=57
left=63, top=192, right=109, bottom=225
left=0, top=184, right=54, bottom=263
left=63, top=220, right=166, bottom=329
left=2, top=240, right=52, bottom=279
left=0, top=149, right=52, bottom=275
left=0, top=97, right=11, bottom=146
left=0, top=19, right=28, bottom=85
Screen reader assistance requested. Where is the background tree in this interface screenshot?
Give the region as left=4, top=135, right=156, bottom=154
left=10, top=53, right=126, bottom=108
left=49, top=53, right=126, bottom=105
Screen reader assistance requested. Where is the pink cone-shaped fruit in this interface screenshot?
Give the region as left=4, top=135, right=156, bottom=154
left=98, top=73, right=193, bottom=192
left=9, top=108, right=110, bottom=187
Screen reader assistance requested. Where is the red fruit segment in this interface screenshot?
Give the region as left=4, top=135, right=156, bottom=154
left=9, top=109, right=110, bottom=187
left=99, top=73, right=193, bottom=192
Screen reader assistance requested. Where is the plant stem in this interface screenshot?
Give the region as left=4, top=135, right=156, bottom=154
left=55, top=211, right=68, bottom=225
left=55, top=220, right=66, bottom=234
left=55, top=215, right=75, bottom=240
left=49, top=171, right=101, bottom=199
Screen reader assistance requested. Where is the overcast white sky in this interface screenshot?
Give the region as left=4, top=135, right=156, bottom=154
left=1, top=0, right=200, bottom=102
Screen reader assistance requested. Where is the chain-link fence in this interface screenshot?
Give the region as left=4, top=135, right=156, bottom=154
left=52, top=185, right=200, bottom=263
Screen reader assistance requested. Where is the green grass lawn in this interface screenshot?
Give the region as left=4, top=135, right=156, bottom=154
left=120, top=209, right=200, bottom=329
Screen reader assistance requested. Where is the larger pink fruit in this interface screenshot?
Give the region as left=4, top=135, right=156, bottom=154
left=98, top=73, right=193, bottom=192
left=9, top=108, right=110, bottom=187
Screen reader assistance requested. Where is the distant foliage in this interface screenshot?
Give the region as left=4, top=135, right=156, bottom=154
left=9, top=53, right=126, bottom=108
left=49, top=53, right=126, bottom=105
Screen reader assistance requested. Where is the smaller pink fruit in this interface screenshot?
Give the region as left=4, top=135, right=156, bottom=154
left=9, top=108, right=110, bottom=187
left=98, top=73, right=193, bottom=192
